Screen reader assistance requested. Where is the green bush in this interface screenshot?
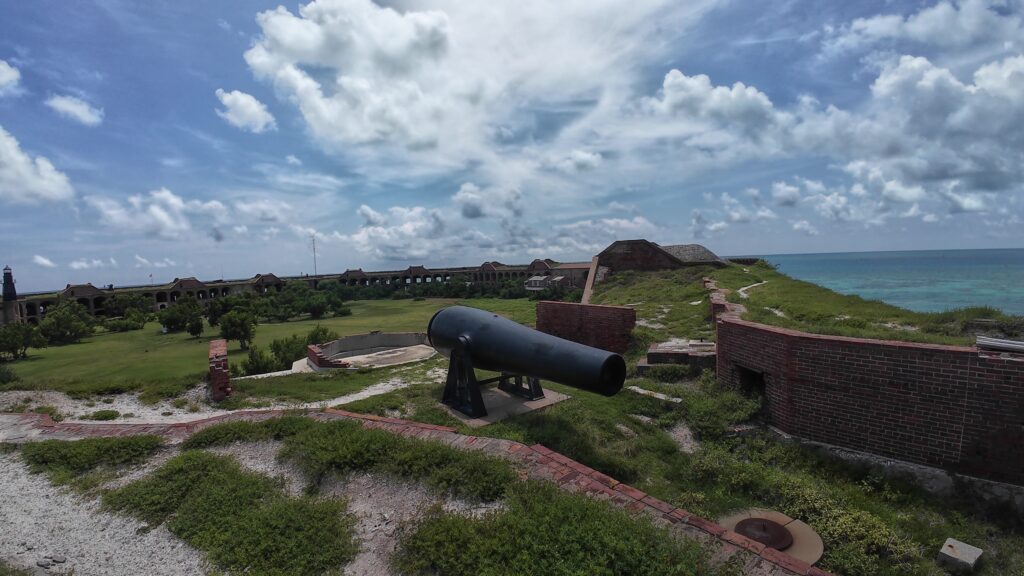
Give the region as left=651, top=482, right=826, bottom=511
left=242, top=345, right=278, bottom=376
left=39, top=300, right=95, bottom=345
left=30, top=405, right=64, bottom=422
left=0, top=364, right=18, bottom=384
left=20, top=435, right=163, bottom=485
left=396, top=481, right=728, bottom=576
left=86, top=409, right=120, bottom=420
left=181, top=415, right=316, bottom=450
left=280, top=419, right=516, bottom=501
left=104, top=451, right=356, bottom=576
left=305, top=325, right=339, bottom=345
left=645, top=364, right=697, bottom=382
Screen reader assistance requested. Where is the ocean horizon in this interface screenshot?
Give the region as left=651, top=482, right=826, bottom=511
left=741, top=248, right=1024, bottom=316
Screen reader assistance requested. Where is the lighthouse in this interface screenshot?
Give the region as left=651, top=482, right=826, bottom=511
left=2, top=265, right=19, bottom=325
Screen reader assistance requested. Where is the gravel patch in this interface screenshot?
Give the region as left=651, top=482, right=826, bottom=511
left=0, top=452, right=206, bottom=576
left=669, top=422, right=700, bottom=454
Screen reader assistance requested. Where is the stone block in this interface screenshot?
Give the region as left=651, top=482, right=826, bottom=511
left=937, top=538, right=982, bottom=574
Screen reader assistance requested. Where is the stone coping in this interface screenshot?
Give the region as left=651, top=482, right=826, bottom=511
left=0, top=409, right=834, bottom=576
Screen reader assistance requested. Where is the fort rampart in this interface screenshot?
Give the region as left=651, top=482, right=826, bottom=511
left=707, top=279, right=1024, bottom=486
left=535, top=301, right=636, bottom=354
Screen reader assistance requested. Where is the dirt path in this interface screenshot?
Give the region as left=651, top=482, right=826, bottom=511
left=737, top=280, right=768, bottom=299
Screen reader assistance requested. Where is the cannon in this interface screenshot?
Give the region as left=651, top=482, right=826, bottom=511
left=427, top=305, right=626, bottom=417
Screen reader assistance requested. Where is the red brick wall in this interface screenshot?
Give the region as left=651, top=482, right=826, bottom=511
left=706, top=279, right=1024, bottom=485
left=536, top=301, right=636, bottom=354
left=208, top=339, right=231, bottom=402
left=307, top=344, right=350, bottom=368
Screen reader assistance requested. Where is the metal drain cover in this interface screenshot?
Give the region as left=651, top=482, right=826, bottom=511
left=735, top=517, right=794, bottom=550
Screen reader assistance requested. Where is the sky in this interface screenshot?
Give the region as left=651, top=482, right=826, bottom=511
left=1, top=0, right=1022, bottom=292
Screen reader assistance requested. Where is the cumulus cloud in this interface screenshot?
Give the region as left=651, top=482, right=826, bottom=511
left=771, top=181, right=801, bottom=206
left=451, top=183, right=523, bottom=219
left=357, top=204, right=386, bottom=226
left=0, top=125, right=74, bottom=204
left=214, top=88, right=276, bottom=133
left=690, top=210, right=728, bottom=239
left=549, top=150, right=603, bottom=173
left=822, top=0, right=1024, bottom=56
left=0, top=59, right=20, bottom=96
left=342, top=205, right=448, bottom=260
left=791, top=220, right=819, bottom=236
left=45, top=95, right=104, bottom=126
left=721, top=191, right=776, bottom=222
left=234, top=198, right=292, bottom=222
left=86, top=188, right=228, bottom=238
left=32, top=254, right=56, bottom=268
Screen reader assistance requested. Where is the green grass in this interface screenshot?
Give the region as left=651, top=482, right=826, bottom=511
left=2, top=298, right=534, bottom=401
left=181, top=415, right=317, bottom=449
left=0, top=561, right=33, bottom=576
left=19, top=435, right=163, bottom=487
left=103, top=451, right=356, bottom=576
left=84, top=409, right=120, bottom=420
left=708, top=262, right=1021, bottom=345
left=395, top=480, right=738, bottom=576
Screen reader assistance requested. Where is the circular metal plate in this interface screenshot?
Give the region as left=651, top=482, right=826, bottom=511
left=735, top=518, right=794, bottom=550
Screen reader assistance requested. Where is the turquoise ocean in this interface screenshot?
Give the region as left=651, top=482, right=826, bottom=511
left=753, top=249, right=1024, bottom=316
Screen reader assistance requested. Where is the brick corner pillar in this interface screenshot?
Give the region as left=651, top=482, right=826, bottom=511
left=208, top=338, right=232, bottom=402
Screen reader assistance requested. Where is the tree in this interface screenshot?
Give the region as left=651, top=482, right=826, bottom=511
left=187, top=315, right=204, bottom=339
left=269, top=335, right=306, bottom=370
left=0, top=323, right=46, bottom=361
left=158, top=297, right=201, bottom=332
left=39, top=300, right=95, bottom=345
left=242, top=344, right=278, bottom=376
left=220, top=310, right=256, bottom=350
left=104, top=293, right=152, bottom=318
left=307, top=292, right=328, bottom=319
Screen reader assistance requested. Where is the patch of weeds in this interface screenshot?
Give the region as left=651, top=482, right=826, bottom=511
left=84, top=409, right=120, bottom=421
left=280, top=419, right=515, bottom=501
left=172, top=398, right=187, bottom=409
left=645, top=364, right=698, bottom=382
left=0, top=364, right=18, bottom=385
left=187, top=402, right=200, bottom=413
left=160, top=411, right=172, bottom=416
left=20, top=435, right=163, bottom=486
left=103, top=451, right=356, bottom=576
left=30, top=405, right=64, bottom=422
left=101, top=397, right=115, bottom=404
left=396, top=480, right=734, bottom=576
left=181, top=415, right=316, bottom=450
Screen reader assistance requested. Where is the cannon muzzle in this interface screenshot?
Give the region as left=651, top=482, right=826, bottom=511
left=428, top=305, right=626, bottom=417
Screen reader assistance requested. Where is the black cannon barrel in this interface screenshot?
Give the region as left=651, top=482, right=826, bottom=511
left=428, top=305, right=625, bottom=396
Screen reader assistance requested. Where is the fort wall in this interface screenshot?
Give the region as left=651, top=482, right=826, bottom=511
left=707, top=279, right=1024, bottom=486
left=535, top=301, right=636, bottom=354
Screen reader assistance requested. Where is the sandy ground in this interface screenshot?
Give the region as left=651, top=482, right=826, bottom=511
left=0, top=365, right=448, bottom=426
left=0, top=452, right=207, bottom=576
left=1, top=437, right=500, bottom=576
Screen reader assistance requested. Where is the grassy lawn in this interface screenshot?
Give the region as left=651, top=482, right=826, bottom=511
left=2, top=298, right=534, bottom=401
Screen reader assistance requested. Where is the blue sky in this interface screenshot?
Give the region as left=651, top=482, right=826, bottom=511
left=1, top=0, right=1022, bottom=291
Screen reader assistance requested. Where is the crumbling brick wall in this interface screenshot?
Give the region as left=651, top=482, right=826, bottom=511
left=536, top=301, right=636, bottom=354
left=208, top=339, right=232, bottom=401
left=707, top=279, right=1024, bottom=485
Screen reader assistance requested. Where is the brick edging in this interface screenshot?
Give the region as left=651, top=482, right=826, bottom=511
left=1, top=409, right=831, bottom=576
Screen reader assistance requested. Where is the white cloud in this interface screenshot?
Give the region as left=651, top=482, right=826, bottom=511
left=86, top=188, right=228, bottom=238
left=822, top=0, right=1024, bottom=56
left=32, top=254, right=56, bottom=268
left=357, top=204, right=386, bottom=226
left=45, top=95, right=104, bottom=126
left=550, top=150, right=603, bottom=173
left=341, top=205, right=448, bottom=260
left=0, top=125, right=74, bottom=204
left=771, top=181, right=801, bottom=206
left=285, top=154, right=302, bottom=166
left=134, top=255, right=177, bottom=268
left=791, top=220, right=819, bottom=236
left=943, top=188, right=990, bottom=213
left=690, top=209, right=728, bottom=238
left=451, top=182, right=523, bottom=219
left=721, top=191, right=776, bottom=222
left=233, top=225, right=250, bottom=235
left=234, top=197, right=292, bottom=222
left=643, top=69, right=783, bottom=138
left=0, top=59, right=20, bottom=96
left=69, top=257, right=115, bottom=270
left=214, top=88, right=276, bottom=133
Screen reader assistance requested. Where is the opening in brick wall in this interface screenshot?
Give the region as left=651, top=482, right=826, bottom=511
left=735, top=365, right=768, bottom=417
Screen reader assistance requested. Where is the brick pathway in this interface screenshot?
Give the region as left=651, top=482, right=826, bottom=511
left=0, top=410, right=833, bottom=576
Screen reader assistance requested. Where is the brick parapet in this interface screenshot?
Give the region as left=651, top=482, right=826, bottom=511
left=535, top=300, right=636, bottom=354
left=1, top=408, right=829, bottom=575
left=306, top=344, right=350, bottom=369
left=704, top=277, right=1024, bottom=485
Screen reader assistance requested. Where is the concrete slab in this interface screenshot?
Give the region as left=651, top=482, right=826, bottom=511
left=340, top=345, right=436, bottom=369
left=937, top=538, right=983, bottom=574
left=782, top=519, right=825, bottom=565
left=441, top=388, right=571, bottom=427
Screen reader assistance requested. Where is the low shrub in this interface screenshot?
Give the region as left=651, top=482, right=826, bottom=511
left=0, top=365, right=18, bottom=384
left=20, top=435, right=163, bottom=485
left=181, top=415, right=316, bottom=450
left=280, top=419, right=516, bottom=501
left=104, top=451, right=356, bottom=576
left=30, top=405, right=64, bottom=422
left=395, top=480, right=731, bottom=576
left=645, top=364, right=696, bottom=382
left=85, top=409, right=120, bottom=421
